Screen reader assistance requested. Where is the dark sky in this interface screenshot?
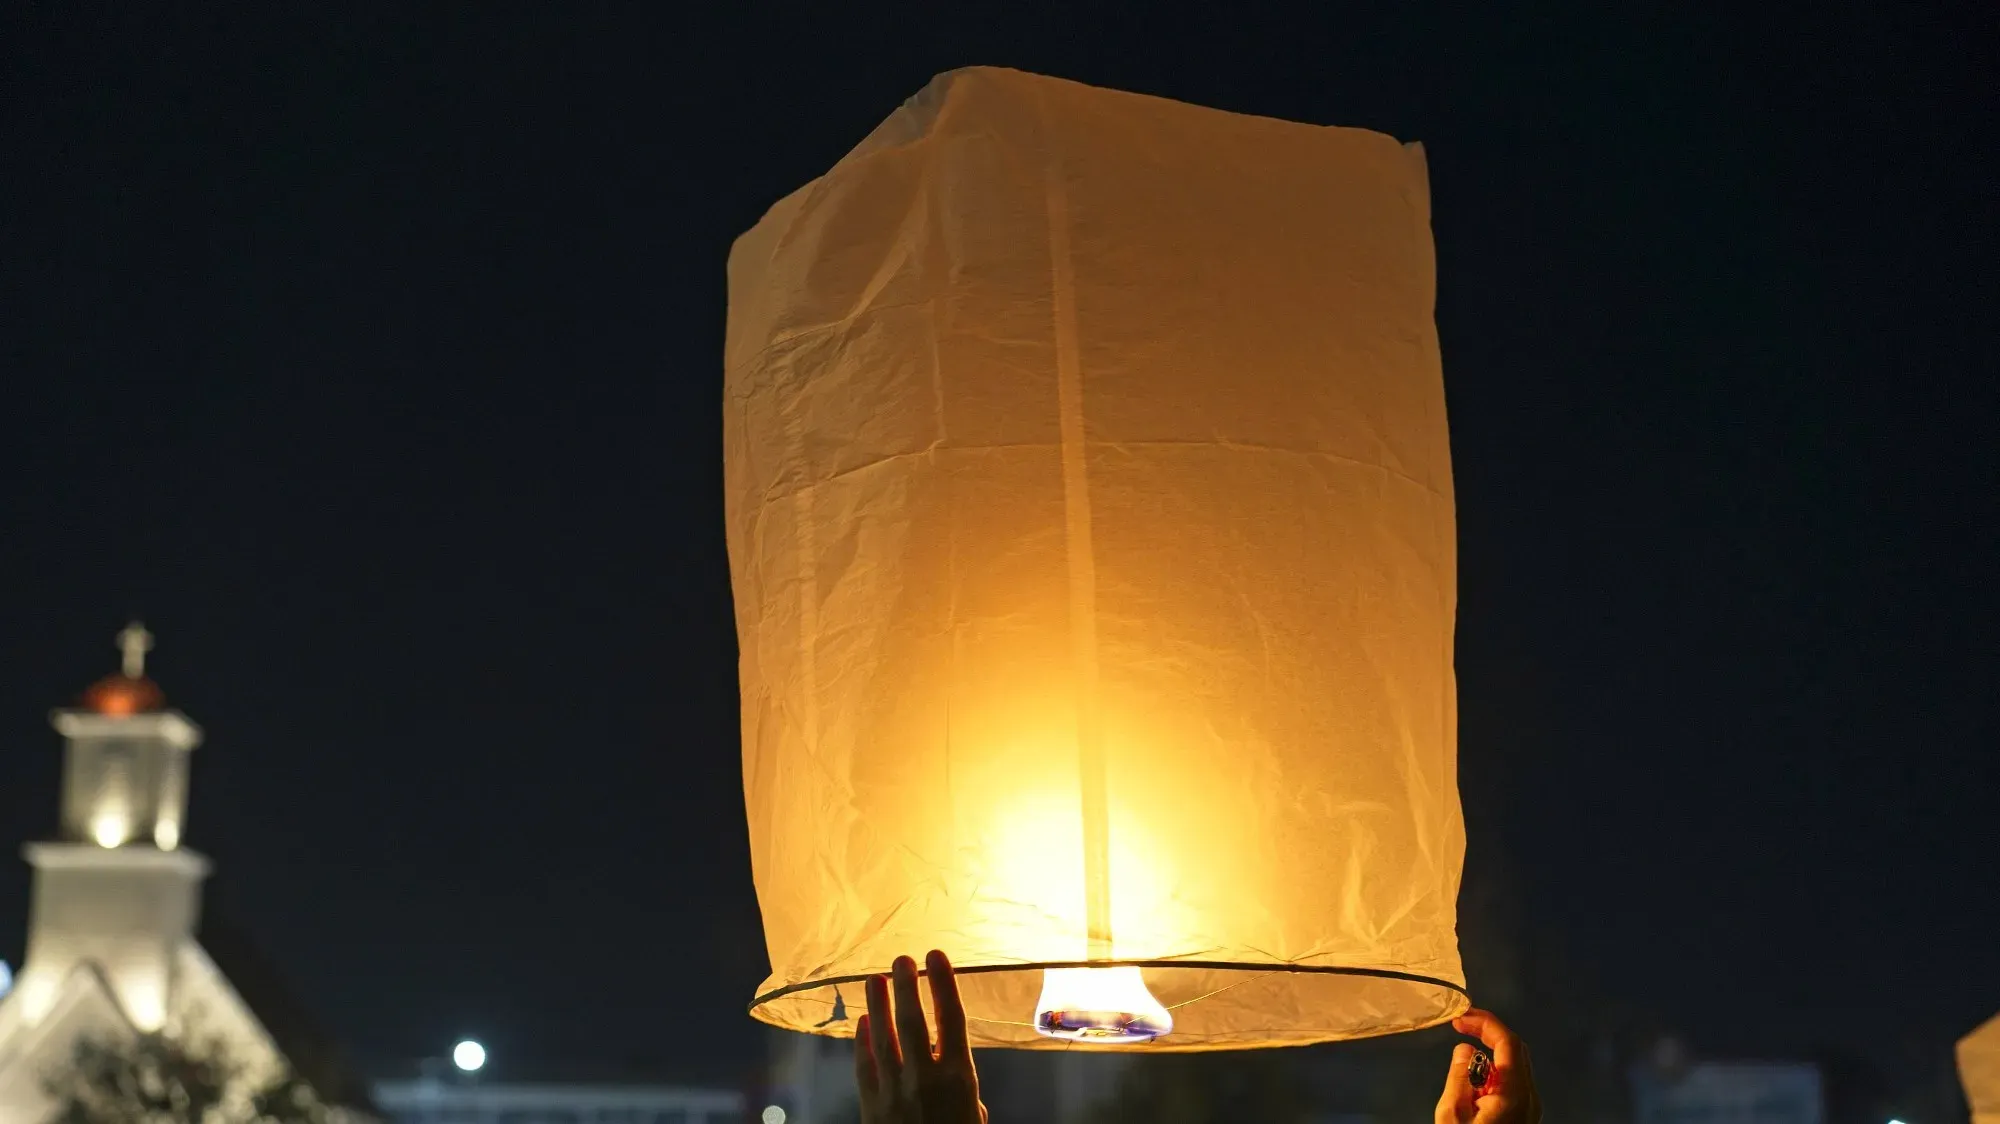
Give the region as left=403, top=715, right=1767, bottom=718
left=3, top=0, right=1995, bottom=1100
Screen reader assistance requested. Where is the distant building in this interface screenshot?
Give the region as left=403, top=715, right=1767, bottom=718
left=763, top=1025, right=857, bottom=1124
left=371, top=1072, right=746, bottom=1124
left=0, top=624, right=379, bottom=1121
left=1633, top=1060, right=1826, bottom=1124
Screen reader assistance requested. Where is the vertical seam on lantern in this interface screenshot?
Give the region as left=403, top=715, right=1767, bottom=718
left=923, top=137, right=961, bottom=871
left=778, top=379, right=822, bottom=767
left=1038, top=93, right=1113, bottom=962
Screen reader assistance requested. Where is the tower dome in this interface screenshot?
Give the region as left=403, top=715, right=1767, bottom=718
left=81, top=674, right=165, bottom=716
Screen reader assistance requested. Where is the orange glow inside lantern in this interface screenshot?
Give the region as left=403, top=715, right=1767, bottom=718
left=725, top=67, right=1467, bottom=1050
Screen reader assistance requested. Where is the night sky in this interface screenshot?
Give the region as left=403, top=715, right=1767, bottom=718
left=4, top=1, right=1995, bottom=1102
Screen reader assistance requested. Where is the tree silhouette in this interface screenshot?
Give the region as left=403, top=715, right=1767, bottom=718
left=43, top=1033, right=334, bottom=1124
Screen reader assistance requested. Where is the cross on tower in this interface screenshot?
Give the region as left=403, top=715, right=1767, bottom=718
left=117, top=621, right=154, bottom=679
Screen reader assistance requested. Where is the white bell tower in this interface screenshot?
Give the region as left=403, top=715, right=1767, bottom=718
left=14, top=623, right=210, bottom=1032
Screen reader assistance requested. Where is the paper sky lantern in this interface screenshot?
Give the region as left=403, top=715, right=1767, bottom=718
left=725, top=67, right=1465, bottom=1050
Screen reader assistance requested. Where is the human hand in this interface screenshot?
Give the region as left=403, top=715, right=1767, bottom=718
left=1435, top=1009, right=1541, bottom=1124
left=855, top=950, right=988, bottom=1124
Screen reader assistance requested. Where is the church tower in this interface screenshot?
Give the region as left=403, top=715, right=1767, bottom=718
left=0, top=624, right=382, bottom=1122
left=15, top=623, right=209, bottom=1032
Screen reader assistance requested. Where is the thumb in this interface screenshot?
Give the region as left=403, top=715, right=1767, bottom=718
left=1436, top=1043, right=1476, bottom=1124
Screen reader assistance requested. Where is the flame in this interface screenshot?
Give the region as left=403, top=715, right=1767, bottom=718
left=1033, top=966, right=1173, bottom=1043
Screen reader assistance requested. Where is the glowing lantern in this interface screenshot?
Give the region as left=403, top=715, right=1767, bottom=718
left=725, top=67, right=1466, bottom=1050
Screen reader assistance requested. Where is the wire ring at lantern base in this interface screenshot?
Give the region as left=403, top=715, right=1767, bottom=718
left=750, top=959, right=1471, bottom=1011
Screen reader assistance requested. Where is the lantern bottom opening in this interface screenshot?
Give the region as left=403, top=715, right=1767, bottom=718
left=751, top=959, right=1468, bottom=1052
